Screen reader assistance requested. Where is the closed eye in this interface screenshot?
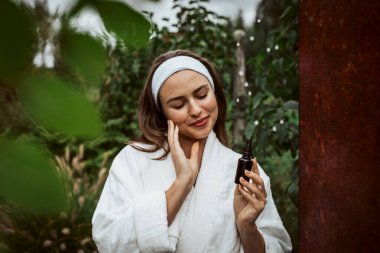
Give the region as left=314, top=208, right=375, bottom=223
left=173, top=103, right=185, bottom=109
left=197, top=93, right=208, bottom=99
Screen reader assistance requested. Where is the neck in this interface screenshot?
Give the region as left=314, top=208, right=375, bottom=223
left=178, top=134, right=207, bottom=167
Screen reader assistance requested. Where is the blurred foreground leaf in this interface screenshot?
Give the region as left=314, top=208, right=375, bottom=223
left=19, top=75, right=102, bottom=137
left=0, top=0, right=37, bottom=78
left=60, top=31, right=107, bottom=86
left=0, top=138, right=67, bottom=213
left=284, top=100, right=299, bottom=110
left=96, top=1, right=150, bottom=48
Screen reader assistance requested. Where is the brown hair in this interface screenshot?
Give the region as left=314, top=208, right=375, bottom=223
left=130, top=49, right=229, bottom=160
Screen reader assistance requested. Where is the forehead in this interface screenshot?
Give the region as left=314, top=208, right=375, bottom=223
left=159, top=69, right=211, bottom=97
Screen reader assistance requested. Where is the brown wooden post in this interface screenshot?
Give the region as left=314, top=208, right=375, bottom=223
left=233, top=29, right=247, bottom=145
left=299, top=0, right=380, bottom=252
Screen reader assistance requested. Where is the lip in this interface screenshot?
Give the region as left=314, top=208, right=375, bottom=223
left=191, top=116, right=209, bottom=127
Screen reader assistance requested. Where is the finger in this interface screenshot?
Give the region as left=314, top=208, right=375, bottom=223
left=251, top=157, right=260, bottom=176
left=167, top=120, right=174, bottom=149
left=168, top=121, right=176, bottom=153
left=189, top=141, right=199, bottom=170
left=244, top=170, right=267, bottom=198
left=244, top=170, right=264, bottom=186
left=173, top=125, right=181, bottom=150
left=239, top=185, right=263, bottom=210
left=239, top=177, right=264, bottom=199
left=234, top=184, right=241, bottom=196
left=239, top=177, right=266, bottom=201
left=239, top=184, right=266, bottom=211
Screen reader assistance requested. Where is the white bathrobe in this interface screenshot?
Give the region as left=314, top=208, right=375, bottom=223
left=92, top=131, right=292, bottom=253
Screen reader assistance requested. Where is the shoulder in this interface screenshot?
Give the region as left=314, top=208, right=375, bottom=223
left=221, top=146, right=241, bottom=167
left=116, top=142, right=161, bottom=161
left=109, top=143, right=163, bottom=177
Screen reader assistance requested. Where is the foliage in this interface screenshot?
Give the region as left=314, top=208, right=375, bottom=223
left=0, top=144, right=107, bottom=253
left=244, top=0, right=299, bottom=156
left=0, top=0, right=150, bottom=212
left=0, top=0, right=299, bottom=251
left=0, top=0, right=149, bottom=252
left=243, top=0, right=299, bottom=249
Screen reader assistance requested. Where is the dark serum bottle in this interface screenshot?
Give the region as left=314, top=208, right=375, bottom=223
left=234, top=139, right=253, bottom=184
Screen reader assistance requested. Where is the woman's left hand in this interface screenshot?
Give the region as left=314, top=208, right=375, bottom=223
left=233, top=158, right=267, bottom=225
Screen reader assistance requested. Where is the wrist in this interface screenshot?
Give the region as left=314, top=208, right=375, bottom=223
left=174, top=177, right=193, bottom=192
left=236, top=217, right=258, bottom=232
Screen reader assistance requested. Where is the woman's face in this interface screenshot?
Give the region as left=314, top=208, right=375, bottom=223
left=158, top=69, right=218, bottom=141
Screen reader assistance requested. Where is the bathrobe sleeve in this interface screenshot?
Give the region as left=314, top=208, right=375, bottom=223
left=92, top=146, right=177, bottom=253
left=254, top=165, right=293, bottom=253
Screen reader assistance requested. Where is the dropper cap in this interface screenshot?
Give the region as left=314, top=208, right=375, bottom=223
left=242, top=138, right=252, bottom=158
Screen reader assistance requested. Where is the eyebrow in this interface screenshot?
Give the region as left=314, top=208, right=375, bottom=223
left=165, top=84, right=210, bottom=104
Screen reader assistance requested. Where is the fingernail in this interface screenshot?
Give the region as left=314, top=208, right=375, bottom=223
left=239, top=177, right=245, bottom=183
left=244, top=170, right=251, bottom=175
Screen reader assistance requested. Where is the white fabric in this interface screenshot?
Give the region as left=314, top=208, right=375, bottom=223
left=92, top=131, right=292, bottom=253
left=151, top=56, right=215, bottom=108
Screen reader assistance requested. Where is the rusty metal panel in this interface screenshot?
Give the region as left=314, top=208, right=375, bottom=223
left=299, top=0, right=380, bottom=252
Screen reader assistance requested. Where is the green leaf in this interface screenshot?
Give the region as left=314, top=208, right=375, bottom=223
left=222, top=73, right=231, bottom=84
left=0, top=138, right=68, bottom=213
left=255, top=52, right=266, bottom=67
left=284, top=100, right=299, bottom=110
left=256, top=128, right=269, bottom=148
left=260, top=107, right=277, bottom=119
left=272, top=58, right=284, bottom=72
left=277, top=122, right=288, bottom=144
left=19, top=74, right=102, bottom=137
left=287, top=180, right=298, bottom=208
left=244, top=121, right=258, bottom=140
left=0, top=1, right=37, bottom=78
left=273, top=109, right=285, bottom=122
left=251, top=92, right=267, bottom=110
left=96, top=1, right=150, bottom=48
left=60, top=31, right=107, bottom=86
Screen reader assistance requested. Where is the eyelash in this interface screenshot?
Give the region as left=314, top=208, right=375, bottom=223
left=173, top=104, right=184, bottom=109
left=172, top=92, right=208, bottom=109
left=197, top=93, right=208, bottom=99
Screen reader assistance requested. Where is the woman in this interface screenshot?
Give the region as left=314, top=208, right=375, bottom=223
left=92, top=50, right=292, bottom=253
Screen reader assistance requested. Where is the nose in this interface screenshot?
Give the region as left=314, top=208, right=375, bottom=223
left=188, top=100, right=202, bottom=117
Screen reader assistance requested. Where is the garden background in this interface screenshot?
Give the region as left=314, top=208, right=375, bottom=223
left=0, top=0, right=299, bottom=252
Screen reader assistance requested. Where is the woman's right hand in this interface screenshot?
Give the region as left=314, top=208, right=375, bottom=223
left=167, top=120, right=200, bottom=186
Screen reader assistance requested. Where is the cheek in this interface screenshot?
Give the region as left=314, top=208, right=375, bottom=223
left=203, top=95, right=218, bottom=114
left=166, top=110, right=188, bottom=125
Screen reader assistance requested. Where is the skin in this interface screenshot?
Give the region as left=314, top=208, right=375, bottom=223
left=158, top=69, right=266, bottom=253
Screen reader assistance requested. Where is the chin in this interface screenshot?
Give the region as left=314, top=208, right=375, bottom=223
left=184, top=125, right=214, bottom=140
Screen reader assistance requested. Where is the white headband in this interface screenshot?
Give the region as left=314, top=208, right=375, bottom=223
left=151, top=56, right=215, bottom=109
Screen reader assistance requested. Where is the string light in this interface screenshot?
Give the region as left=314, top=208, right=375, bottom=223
left=272, top=126, right=277, bottom=132
left=257, top=19, right=261, bottom=23
left=266, top=47, right=271, bottom=53
left=254, top=120, right=259, bottom=125
left=236, top=42, right=240, bottom=47
left=244, top=81, right=249, bottom=87
left=274, top=44, right=279, bottom=50
left=236, top=98, right=240, bottom=103
left=250, top=36, right=255, bottom=41
left=238, top=70, right=244, bottom=76
left=280, top=119, right=284, bottom=124
left=248, top=91, right=252, bottom=96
